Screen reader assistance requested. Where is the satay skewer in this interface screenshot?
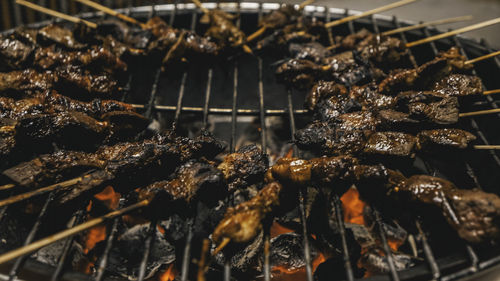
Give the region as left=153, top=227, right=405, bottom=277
left=381, top=15, right=473, bottom=36
left=0, top=199, right=150, bottom=265
left=247, top=0, right=315, bottom=42
left=459, top=108, right=500, bottom=118
left=406, top=17, right=500, bottom=47
left=465, top=50, right=500, bottom=65
left=325, top=0, right=421, bottom=28
left=74, top=0, right=146, bottom=29
left=15, top=0, right=97, bottom=28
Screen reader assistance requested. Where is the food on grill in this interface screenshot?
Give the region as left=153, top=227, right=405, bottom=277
left=295, top=123, right=476, bottom=157
left=212, top=181, right=283, bottom=244
left=138, top=159, right=226, bottom=217
left=217, top=144, right=269, bottom=192
left=200, top=9, right=246, bottom=51
left=0, top=67, right=120, bottom=99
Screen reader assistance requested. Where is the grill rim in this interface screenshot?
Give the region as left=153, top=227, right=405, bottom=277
left=0, top=2, right=499, bottom=281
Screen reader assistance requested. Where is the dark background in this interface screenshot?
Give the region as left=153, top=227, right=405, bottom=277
left=1, top=0, right=499, bottom=48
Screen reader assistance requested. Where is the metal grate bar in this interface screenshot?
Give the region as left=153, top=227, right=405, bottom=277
left=421, top=26, right=439, bottom=57
left=180, top=220, right=194, bottom=281
left=257, top=58, right=267, bottom=153
left=8, top=192, right=54, bottom=281
left=229, top=1, right=242, bottom=154
left=145, top=68, right=162, bottom=119
left=135, top=105, right=308, bottom=115
left=392, top=16, right=418, bottom=67
left=173, top=8, right=198, bottom=126
left=373, top=209, right=400, bottom=281
left=94, top=215, right=121, bottom=281
left=137, top=221, right=157, bottom=281
left=415, top=220, right=440, bottom=280
left=346, top=10, right=355, bottom=34
left=50, top=210, right=85, bottom=281
left=202, top=69, right=214, bottom=128
left=332, top=194, right=355, bottom=281
left=325, top=6, right=335, bottom=46
left=370, top=15, right=380, bottom=34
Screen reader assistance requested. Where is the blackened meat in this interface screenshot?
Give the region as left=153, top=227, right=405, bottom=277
left=432, top=74, right=483, bottom=97
left=217, top=144, right=268, bottom=192
left=0, top=35, right=34, bottom=71
left=416, top=129, right=476, bottom=151
left=258, top=5, right=302, bottom=30
left=322, top=51, right=374, bottom=87
left=276, top=59, right=324, bottom=89
left=305, top=80, right=348, bottom=111
left=363, top=132, right=417, bottom=157
left=37, top=24, right=87, bottom=50
left=288, top=42, right=331, bottom=63
left=138, top=160, right=225, bottom=214
left=396, top=91, right=459, bottom=124
left=202, top=10, right=246, bottom=49
left=333, top=29, right=374, bottom=51
left=212, top=181, right=283, bottom=244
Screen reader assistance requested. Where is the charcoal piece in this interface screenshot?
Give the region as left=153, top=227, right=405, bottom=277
left=358, top=246, right=419, bottom=275
left=32, top=239, right=86, bottom=270
left=213, top=231, right=263, bottom=274
left=270, top=233, right=318, bottom=271
left=104, top=223, right=175, bottom=280
left=217, top=144, right=269, bottom=192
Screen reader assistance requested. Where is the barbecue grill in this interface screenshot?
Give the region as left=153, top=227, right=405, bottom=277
left=1, top=2, right=500, bottom=281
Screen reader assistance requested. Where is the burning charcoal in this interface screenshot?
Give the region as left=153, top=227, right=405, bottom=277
left=102, top=223, right=175, bottom=280
left=269, top=233, right=318, bottom=272
left=217, top=144, right=269, bottom=192
left=358, top=246, right=420, bottom=275
left=32, top=239, right=86, bottom=270
left=213, top=231, right=264, bottom=275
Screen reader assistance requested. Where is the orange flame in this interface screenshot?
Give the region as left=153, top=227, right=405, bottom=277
left=340, top=188, right=366, bottom=226
left=94, top=186, right=120, bottom=210
left=159, top=264, right=177, bottom=281
left=270, top=221, right=294, bottom=238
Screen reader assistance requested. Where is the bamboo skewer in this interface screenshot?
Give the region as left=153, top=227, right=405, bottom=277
left=406, top=17, right=500, bottom=48
left=15, top=0, right=97, bottom=28
left=191, top=0, right=209, bottom=14
left=464, top=50, right=500, bottom=65
left=247, top=0, right=315, bottom=43
left=325, top=0, right=421, bottom=28
left=74, top=0, right=146, bottom=28
left=0, top=184, right=15, bottom=191
left=0, top=175, right=91, bottom=209
left=474, top=145, right=500, bottom=150
left=484, top=89, right=500, bottom=95
left=381, top=15, right=473, bottom=36
left=459, top=108, right=500, bottom=118
left=0, top=199, right=149, bottom=265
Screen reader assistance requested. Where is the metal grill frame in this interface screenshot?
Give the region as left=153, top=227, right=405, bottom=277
left=1, top=2, right=500, bottom=281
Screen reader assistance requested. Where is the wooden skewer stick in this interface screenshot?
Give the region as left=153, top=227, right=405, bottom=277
left=464, top=50, right=500, bottom=65
left=15, top=0, right=97, bottom=28
left=484, top=89, right=500, bottom=95
left=0, top=199, right=149, bottom=265
left=325, top=0, right=420, bottom=28
left=381, top=15, right=473, bottom=36
left=0, top=184, right=15, bottom=191
left=474, top=145, right=500, bottom=150
left=298, top=0, right=315, bottom=10
left=406, top=17, right=500, bottom=48
left=247, top=0, right=315, bottom=43
left=212, top=237, right=231, bottom=257
left=0, top=175, right=91, bottom=209
left=191, top=0, right=210, bottom=14
left=74, top=0, right=146, bottom=28
left=459, top=108, right=500, bottom=118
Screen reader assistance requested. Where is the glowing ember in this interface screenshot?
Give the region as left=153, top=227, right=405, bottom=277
left=84, top=224, right=106, bottom=254
left=388, top=239, right=402, bottom=252
left=159, top=264, right=177, bottom=281
left=270, top=221, right=294, bottom=238
left=340, top=187, right=366, bottom=225
left=94, top=186, right=120, bottom=210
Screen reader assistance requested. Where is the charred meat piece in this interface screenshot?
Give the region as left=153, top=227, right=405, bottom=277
left=138, top=160, right=225, bottom=215
left=416, top=128, right=476, bottom=151
left=217, top=144, right=268, bottom=192
left=37, top=24, right=87, bottom=50
left=0, top=35, right=35, bottom=71
left=378, top=47, right=474, bottom=95
left=201, top=10, right=246, bottom=50
left=288, top=42, right=331, bottom=63
left=0, top=68, right=120, bottom=100
left=33, top=45, right=127, bottom=73
left=356, top=35, right=408, bottom=69
left=390, top=175, right=500, bottom=244
left=396, top=91, right=459, bottom=124
left=258, top=5, right=302, bottom=30
left=333, top=28, right=374, bottom=51
left=363, top=131, right=417, bottom=158
left=432, top=74, right=483, bottom=97
left=212, top=181, right=283, bottom=244
left=322, top=51, right=378, bottom=87
left=305, top=80, right=349, bottom=111
left=350, top=82, right=397, bottom=111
